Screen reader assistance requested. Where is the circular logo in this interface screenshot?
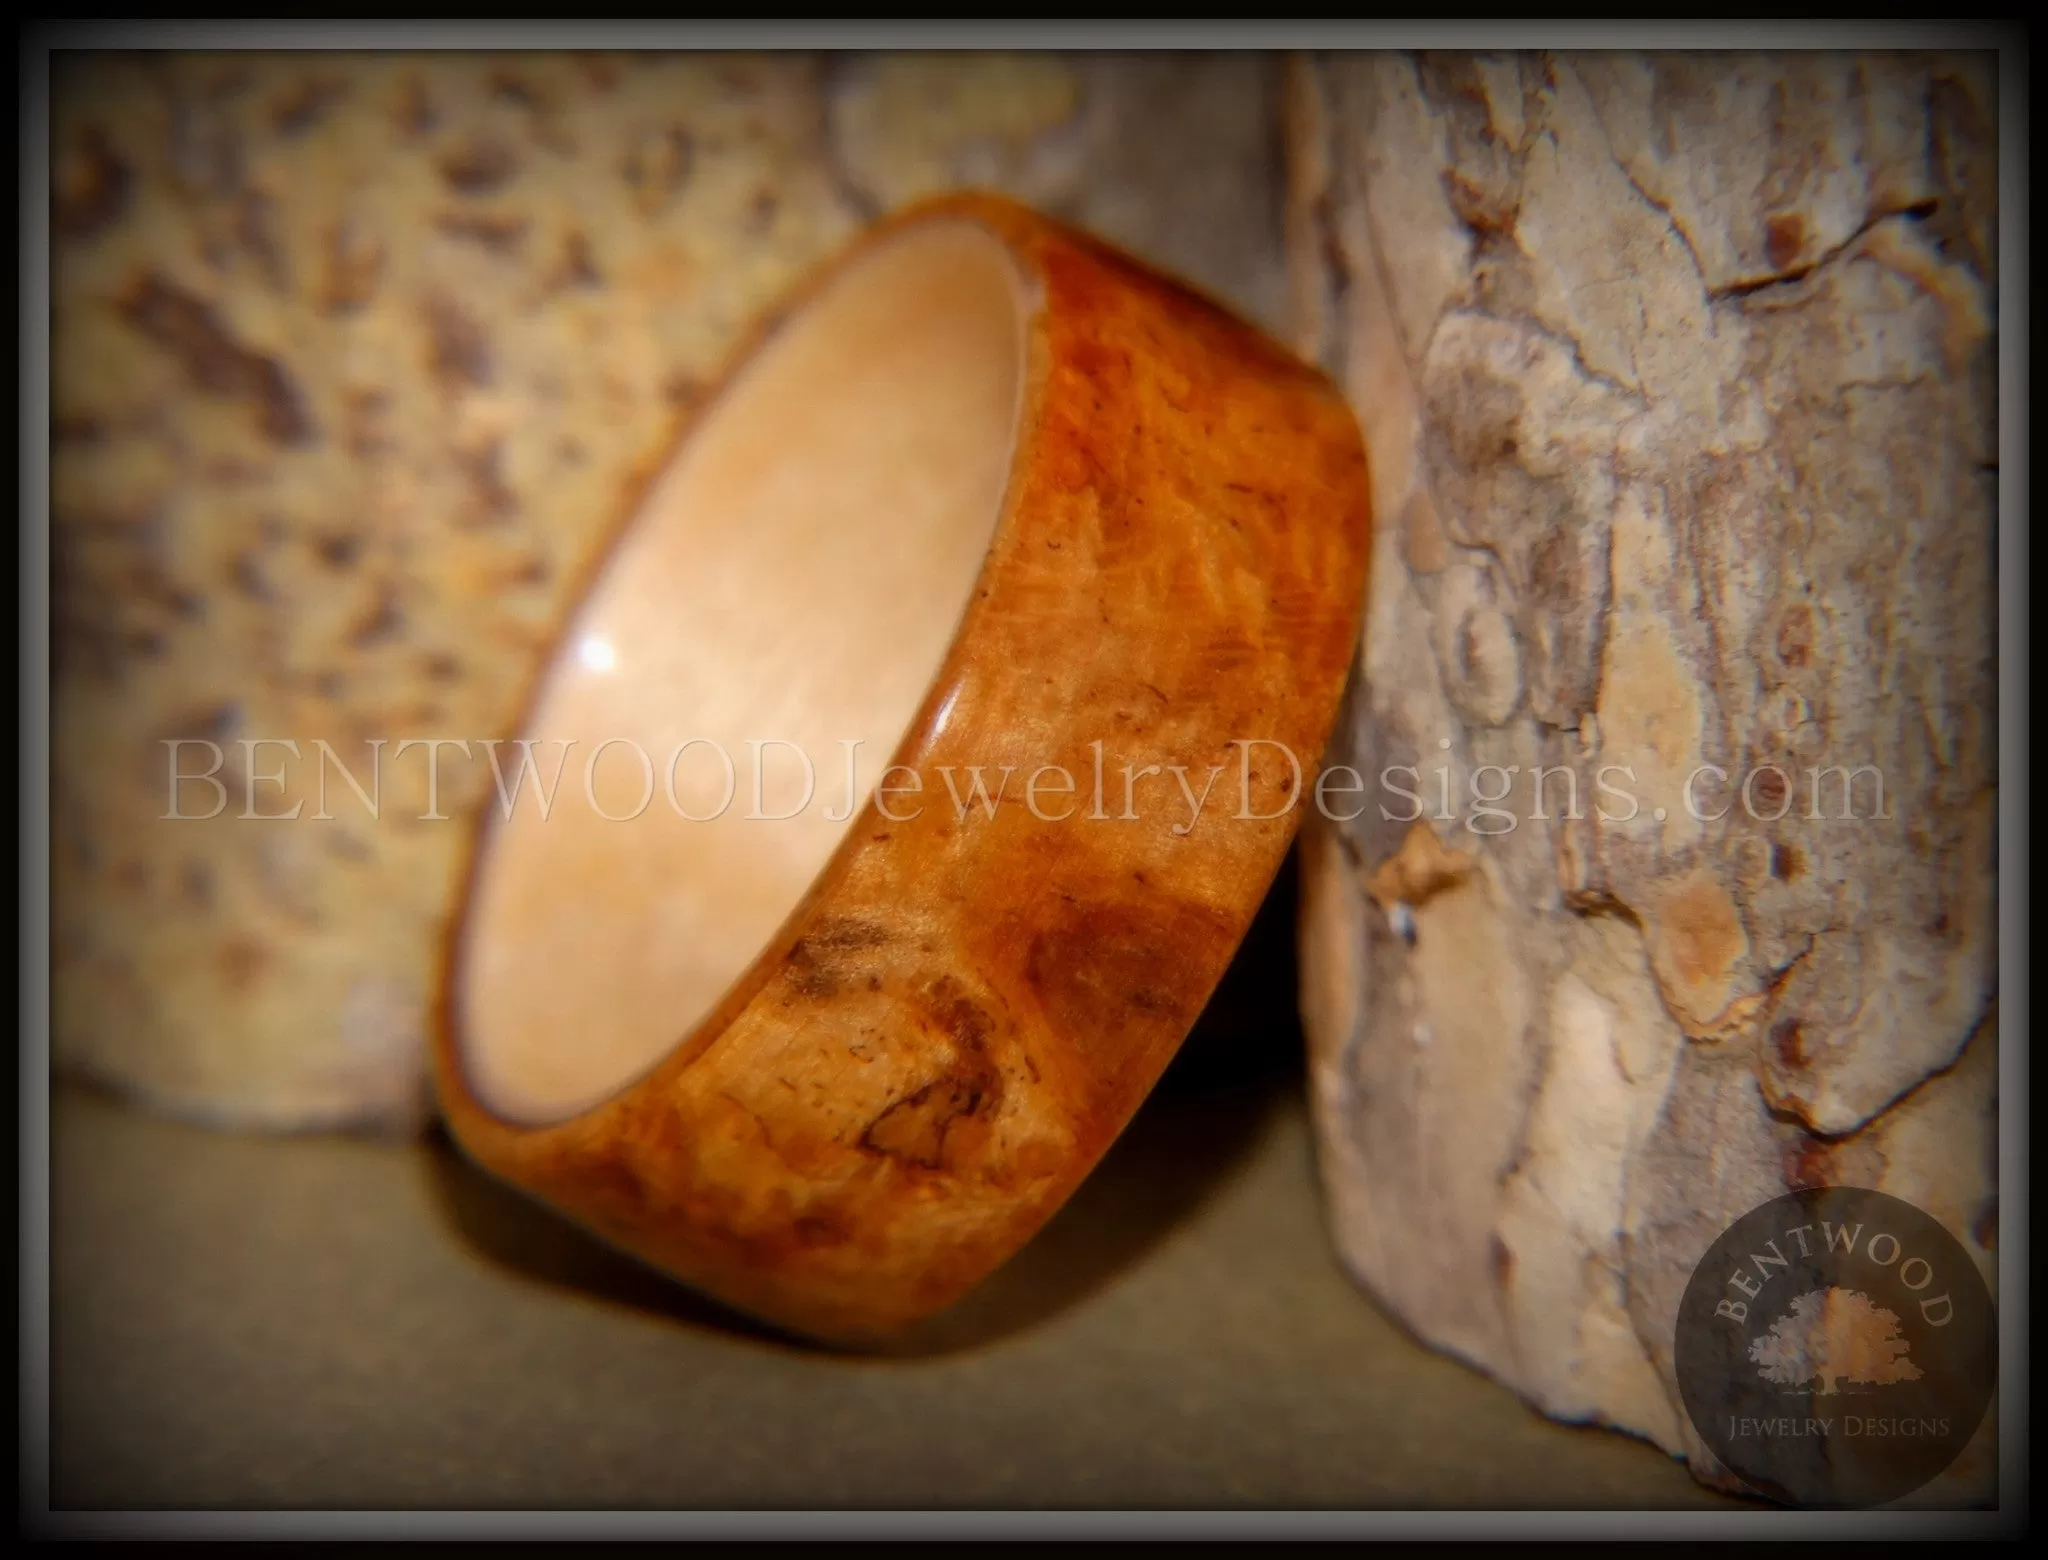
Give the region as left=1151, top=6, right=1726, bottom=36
left=1675, top=1186, right=1996, bottom=1509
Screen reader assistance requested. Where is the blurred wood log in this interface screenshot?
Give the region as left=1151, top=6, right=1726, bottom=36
left=1286, top=50, right=1999, bottom=1501
left=50, top=51, right=1288, bottom=1132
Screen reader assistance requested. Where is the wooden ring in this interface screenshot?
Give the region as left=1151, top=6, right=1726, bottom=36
left=435, top=193, right=1370, bottom=1346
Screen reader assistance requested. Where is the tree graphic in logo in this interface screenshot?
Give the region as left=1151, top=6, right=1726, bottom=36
left=1748, top=1287, right=1924, bottom=1396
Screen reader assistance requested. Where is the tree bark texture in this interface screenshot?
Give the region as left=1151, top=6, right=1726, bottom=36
left=1286, top=51, right=1999, bottom=1501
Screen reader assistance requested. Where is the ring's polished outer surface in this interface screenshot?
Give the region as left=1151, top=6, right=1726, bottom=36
left=435, top=193, right=1371, bottom=1346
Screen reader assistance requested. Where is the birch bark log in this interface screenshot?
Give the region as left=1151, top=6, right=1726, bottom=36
left=1286, top=51, right=1999, bottom=1501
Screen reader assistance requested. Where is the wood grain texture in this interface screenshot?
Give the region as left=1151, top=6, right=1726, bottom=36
left=49, top=53, right=1291, bottom=1133
left=1288, top=51, right=1998, bottom=1502
left=435, top=194, right=1371, bottom=1346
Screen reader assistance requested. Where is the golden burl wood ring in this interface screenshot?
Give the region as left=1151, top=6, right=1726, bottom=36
left=435, top=193, right=1371, bottom=1346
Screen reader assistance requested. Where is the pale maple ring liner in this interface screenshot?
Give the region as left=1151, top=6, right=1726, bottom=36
left=434, top=193, right=1372, bottom=1346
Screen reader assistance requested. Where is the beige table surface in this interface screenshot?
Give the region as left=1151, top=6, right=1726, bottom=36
left=50, top=1048, right=1744, bottom=1513
left=46, top=863, right=1740, bottom=1514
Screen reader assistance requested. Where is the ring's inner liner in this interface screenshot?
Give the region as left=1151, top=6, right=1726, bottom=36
left=458, top=222, right=1026, bottom=1125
